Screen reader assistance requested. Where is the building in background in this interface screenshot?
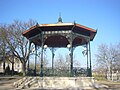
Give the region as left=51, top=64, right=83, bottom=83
left=0, top=55, right=22, bottom=73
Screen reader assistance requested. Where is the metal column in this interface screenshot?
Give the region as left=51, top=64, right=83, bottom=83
left=40, top=32, right=44, bottom=77
left=27, top=42, right=31, bottom=76
left=70, top=46, right=73, bottom=76
left=34, top=44, right=37, bottom=76
left=89, top=41, right=92, bottom=77
left=70, top=33, right=73, bottom=76
left=51, top=48, right=55, bottom=75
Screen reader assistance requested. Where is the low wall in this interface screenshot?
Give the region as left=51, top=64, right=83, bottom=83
left=13, top=77, right=95, bottom=89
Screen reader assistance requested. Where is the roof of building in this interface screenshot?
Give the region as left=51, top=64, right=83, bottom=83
left=23, top=20, right=97, bottom=47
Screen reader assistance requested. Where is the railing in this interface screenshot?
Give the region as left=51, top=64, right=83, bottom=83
left=27, top=68, right=88, bottom=77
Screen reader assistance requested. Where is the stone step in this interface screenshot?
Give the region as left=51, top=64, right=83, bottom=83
left=13, top=77, right=102, bottom=89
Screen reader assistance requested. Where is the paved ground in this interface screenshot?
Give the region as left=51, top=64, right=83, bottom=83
left=94, top=80, right=120, bottom=90
left=0, top=77, right=120, bottom=90
left=0, top=77, right=17, bottom=90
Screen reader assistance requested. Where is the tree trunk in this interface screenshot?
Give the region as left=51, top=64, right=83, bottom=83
left=3, top=60, right=5, bottom=74
left=12, top=62, right=14, bottom=75
left=3, top=55, right=5, bottom=75
left=22, top=62, right=26, bottom=76
left=11, top=55, right=14, bottom=75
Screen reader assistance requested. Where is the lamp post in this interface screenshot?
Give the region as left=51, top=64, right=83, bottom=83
left=44, top=45, right=48, bottom=49
left=67, top=44, right=71, bottom=49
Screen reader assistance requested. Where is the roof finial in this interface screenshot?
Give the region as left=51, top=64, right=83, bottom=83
left=58, top=12, right=63, bottom=23
left=36, top=22, right=39, bottom=27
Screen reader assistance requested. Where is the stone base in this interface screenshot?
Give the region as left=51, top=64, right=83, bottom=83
left=13, top=77, right=103, bottom=89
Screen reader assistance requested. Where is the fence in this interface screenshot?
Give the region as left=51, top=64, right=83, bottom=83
left=28, top=67, right=87, bottom=77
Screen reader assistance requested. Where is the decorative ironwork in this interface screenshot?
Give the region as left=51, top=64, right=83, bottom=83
left=58, top=13, right=63, bottom=23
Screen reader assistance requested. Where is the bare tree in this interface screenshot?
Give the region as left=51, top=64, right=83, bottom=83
left=55, top=53, right=66, bottom=70
left=28, top=47, right=49, bottom=75
left=55, top=53, right=81, bottom=72
left=0, top=20, right=36, bottom=75
left=0, top=25, right=10, bottom=74
left=113, top=43, right=120, bottom=70
left=95, top=43, right=120, bottom=79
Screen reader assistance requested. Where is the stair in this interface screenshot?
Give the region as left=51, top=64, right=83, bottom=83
left=13, top=77, right=96, bottom=89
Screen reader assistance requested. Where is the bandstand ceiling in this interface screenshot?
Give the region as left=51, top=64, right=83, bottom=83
left=23, top=22, right=97, bottom=47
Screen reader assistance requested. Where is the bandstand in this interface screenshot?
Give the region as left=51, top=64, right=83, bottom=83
left=23, top=17, right=97, bottom=77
